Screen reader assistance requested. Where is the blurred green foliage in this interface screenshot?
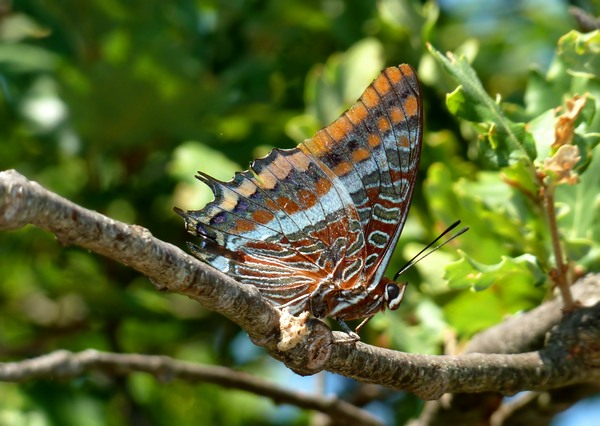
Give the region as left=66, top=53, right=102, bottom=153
left=1, top=0, right=598, bottom=424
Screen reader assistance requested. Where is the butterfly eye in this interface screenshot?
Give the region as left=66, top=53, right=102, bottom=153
left=384, top=283, right=405, bottom=310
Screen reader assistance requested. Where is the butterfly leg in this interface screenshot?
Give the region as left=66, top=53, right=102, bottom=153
left=354, top=315, right=374, bottom=335
left=335, top=317, right=360, bottom=341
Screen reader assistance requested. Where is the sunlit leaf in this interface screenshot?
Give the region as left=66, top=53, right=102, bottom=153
left=305, top=38, right=384, bottom=126
left=500, top=161, right=539, bottom=199
left=0, top=43, right=57, bottom=72
left=445, top=252, right=545, bottom=291
left=427, top=44, right=537, bottom=166
left=169, top=141, right=241, bottom=210
left=555, top=144, right=600, bottom=243
left=558, top=30, right=600, bottom=79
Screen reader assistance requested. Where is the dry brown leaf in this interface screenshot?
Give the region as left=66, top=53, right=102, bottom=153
left=543, top=145, right=581, bottom=185
left=553, top=95, right=587, bottom=149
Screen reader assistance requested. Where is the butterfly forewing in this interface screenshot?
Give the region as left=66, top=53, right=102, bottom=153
left=300, top=64, right=423, bottom=289
left=178, top=64, right=423, bottom=320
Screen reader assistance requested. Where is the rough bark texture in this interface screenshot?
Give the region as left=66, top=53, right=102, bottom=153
left=415, top=273, right=600, bottom=425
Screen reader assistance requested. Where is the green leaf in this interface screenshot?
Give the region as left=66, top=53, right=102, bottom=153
left=524, top=68, right=565, bottom=117
left=443, top=272, right=545, bottom=337
left=427, top=44, right=537, bottom=166
left=284, top=113, right=321, bottom=144
left=572, top=94, right=600, bottom=172
left=0, top=43, right=58, bottom=73
left=528, top=108, right=557, bottom=162
left=443, top=289, right=507, bottom=336
left=425, top=162, right=544, bottom=266
left=443, top=253, right=547, bottom=336
left=500, top=161, right=539, bottom=199
left=306, top=38, right=384, bottom=126
left=168, top=141, right=241, bottom=210
left=558, top=30, right=600, bottom=79
left=555, top=144, right=600, bottom=243
left=445, top=252, right=545, bottom=291
left=564, top=238, right=599, bottom=272
left=372, top=298, right=447, bottom=354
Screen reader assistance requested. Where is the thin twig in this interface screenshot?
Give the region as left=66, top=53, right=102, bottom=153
left=0, top=349, right=382, bottom=426
left=569, top=6, right=600, bottom=31
left=542, top=184, right=575, bottom=309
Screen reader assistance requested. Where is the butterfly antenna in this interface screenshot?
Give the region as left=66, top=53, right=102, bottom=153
left=393, top=220, right=469, bottom=281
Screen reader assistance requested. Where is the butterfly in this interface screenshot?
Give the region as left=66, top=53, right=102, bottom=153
left=176, top=64, right=423, bottom=337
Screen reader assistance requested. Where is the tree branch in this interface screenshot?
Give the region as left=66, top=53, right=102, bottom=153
left=415, top=273, right=600, bottom=425
left=0, top=170, right=285, bottom=352
left=329, top=293, right=600, bottom=396
left=0, top=349, right=382, bottom=426
left=2, top=169, right=600, bottom=400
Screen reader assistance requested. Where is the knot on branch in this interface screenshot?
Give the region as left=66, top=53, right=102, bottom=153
left=271, top=318, right=333, bottom=376
left=571, top=304, right=600, bottom=369
left=546, top=301, right=600, bottom=371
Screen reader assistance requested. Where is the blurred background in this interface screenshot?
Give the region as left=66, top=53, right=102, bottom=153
left=0, top=0, right=597, bottom=424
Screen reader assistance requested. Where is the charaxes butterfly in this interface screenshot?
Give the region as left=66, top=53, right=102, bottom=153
left=176, top=64, right=423, bottom=337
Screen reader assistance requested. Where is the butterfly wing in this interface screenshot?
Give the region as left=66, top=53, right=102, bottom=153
left=177, top=146, right=365, bottom=314
left=300, top=64, right=423, bottom=291
left=178, top=64, right=422, bottom=316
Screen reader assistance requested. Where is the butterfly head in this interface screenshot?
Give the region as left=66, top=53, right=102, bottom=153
left=382, top=278, right=407, bottom=311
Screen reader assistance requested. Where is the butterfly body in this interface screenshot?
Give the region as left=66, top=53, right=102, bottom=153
left=177, top=64, right=422, bottom=329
